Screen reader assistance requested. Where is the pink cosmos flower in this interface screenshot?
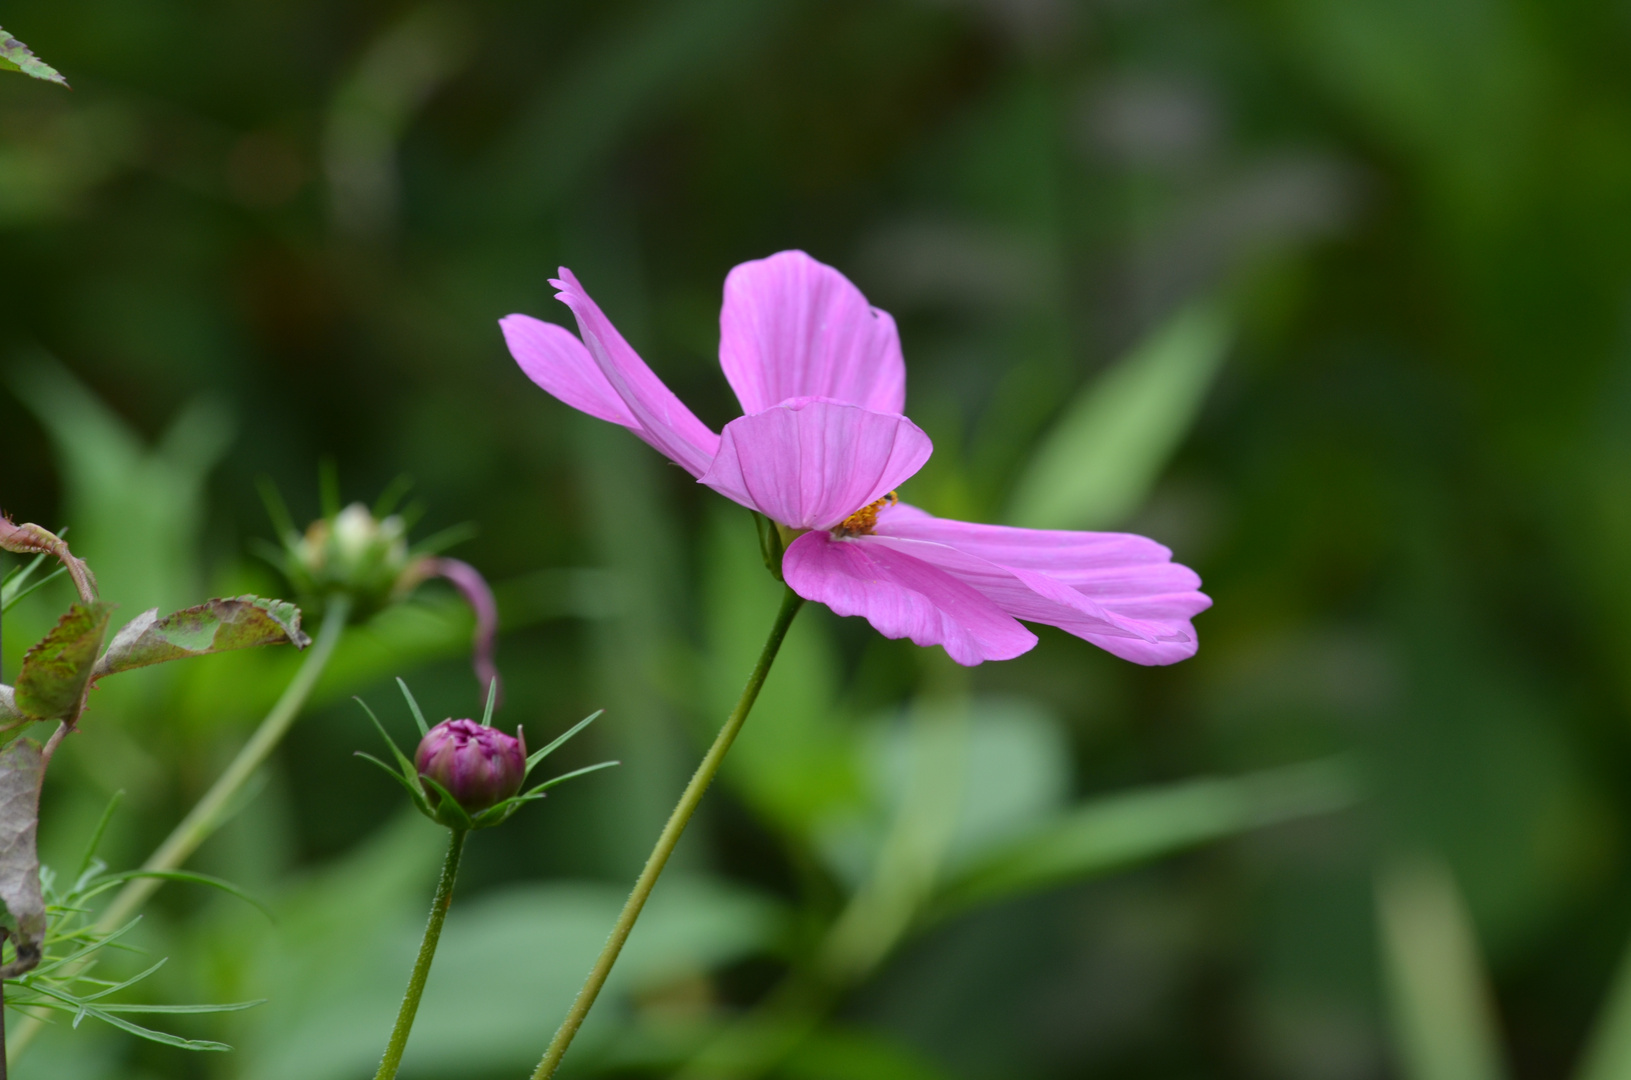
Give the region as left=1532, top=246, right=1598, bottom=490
left=501, top=251, right=1210, bottom=666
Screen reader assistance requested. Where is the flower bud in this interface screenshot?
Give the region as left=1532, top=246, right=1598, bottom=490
left=414, top=718, right=526, bottom=814
left=288, top=503, right=413, bottom=619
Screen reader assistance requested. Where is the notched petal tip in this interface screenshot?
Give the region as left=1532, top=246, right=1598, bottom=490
left=536, top=266, right=721, bottom=477
left=501, top=313, right=639, bottom=429
left=719, top=251, right=907, bottom=416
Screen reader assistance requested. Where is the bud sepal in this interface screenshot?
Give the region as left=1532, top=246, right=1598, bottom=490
left=355, top=678, right=613, bottom=831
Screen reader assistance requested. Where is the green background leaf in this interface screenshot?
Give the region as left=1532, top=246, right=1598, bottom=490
left=1008, top=302, right=1231, bottom=530
left=1376, top=856, right=1508, bottom=1080
left=934, top=759, right=1359, bottom=916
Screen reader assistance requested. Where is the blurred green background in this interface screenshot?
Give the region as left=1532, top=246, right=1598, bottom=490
left=5, top=0, right=1631, bottom=1077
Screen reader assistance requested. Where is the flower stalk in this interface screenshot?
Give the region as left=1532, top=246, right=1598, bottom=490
left=355, top=678, right=611, bottom=1077
left=375, top=827, right=467, bottom=1080
left=530, top=585, right=805, bottom=1080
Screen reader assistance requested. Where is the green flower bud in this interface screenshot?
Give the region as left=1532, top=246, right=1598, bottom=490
left=283, top=502, right=413, bottom=620
left=259, top=480, right=499, bottom=694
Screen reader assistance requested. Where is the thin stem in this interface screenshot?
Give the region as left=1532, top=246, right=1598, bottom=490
left=39, top=722, right=69, bottom=769
left=375, top=828, right=466, bottom=1080
left=676, top=685, right=970, bottom=1080
left=99, top=594, right=351, bottom=931
left=4, top=594, right=352, bottom=1065
left=531, top=586, right=804, bottom=1080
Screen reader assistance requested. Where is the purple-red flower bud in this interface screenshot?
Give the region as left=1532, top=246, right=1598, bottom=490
left=414, top=719, right=526, bottom=814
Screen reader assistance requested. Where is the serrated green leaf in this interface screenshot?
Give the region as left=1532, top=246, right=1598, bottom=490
left=15, top=602, right=113, bottom=720
left=0, top=737, right=46, bottom=975
left=94, top=595, right=310, bottom=678
left=0, top=26, right=68, bottom=87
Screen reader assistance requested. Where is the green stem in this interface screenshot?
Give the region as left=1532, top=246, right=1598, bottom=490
left=531, top=586, right=804, bottom=1080
left=5, top=594, right=351, bottom=1065
left=376, top=828, right=466, bottom=1080
left=676, top=685, right=970, bottom=1080
left=101, top=593, right=352, bottom=931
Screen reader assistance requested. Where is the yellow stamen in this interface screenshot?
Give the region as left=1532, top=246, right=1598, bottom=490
left=835, top=491, right=899, bottom=537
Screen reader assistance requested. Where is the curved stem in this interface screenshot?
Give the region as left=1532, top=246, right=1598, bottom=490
left=375, top=828, right=466, bottom=1080
left=39, top=721, right=70, bottom=768
left=5, top=595, right=351, bottom=1064
left=531, top=586, right=804, bottom=1080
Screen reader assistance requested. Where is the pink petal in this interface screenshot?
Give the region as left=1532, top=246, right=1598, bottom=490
left=1075, top=635, right=1203, bottom=666
left=719, top=251, right=907, bottom=416
left=874, top=504, right=1210, bottom=666
left=550, top=269, right=721, bottom=477
left=698, top=399, right=932, bottom=529
left=501, top=314, right=638, bottom=429
left=782, top=531, right=1036, bottom=666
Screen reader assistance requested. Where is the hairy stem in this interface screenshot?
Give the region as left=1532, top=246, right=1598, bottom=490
left=5, top=594, right=352, bottom=1064
left=375, top=828, right=466, bottom=1080
left=531, top=586, right=804, bottom=1080
left=38, top=721, right=69, bottom=768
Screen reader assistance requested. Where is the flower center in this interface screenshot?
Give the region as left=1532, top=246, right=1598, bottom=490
left=834, top=491, right=898, bottom=537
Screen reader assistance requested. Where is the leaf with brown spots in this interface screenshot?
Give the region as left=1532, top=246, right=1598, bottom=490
left=0, top=738, right=46, bottom=976
left=14, top=603, right=113, bottom=721
left=94, top=596, right=310, bottom=679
